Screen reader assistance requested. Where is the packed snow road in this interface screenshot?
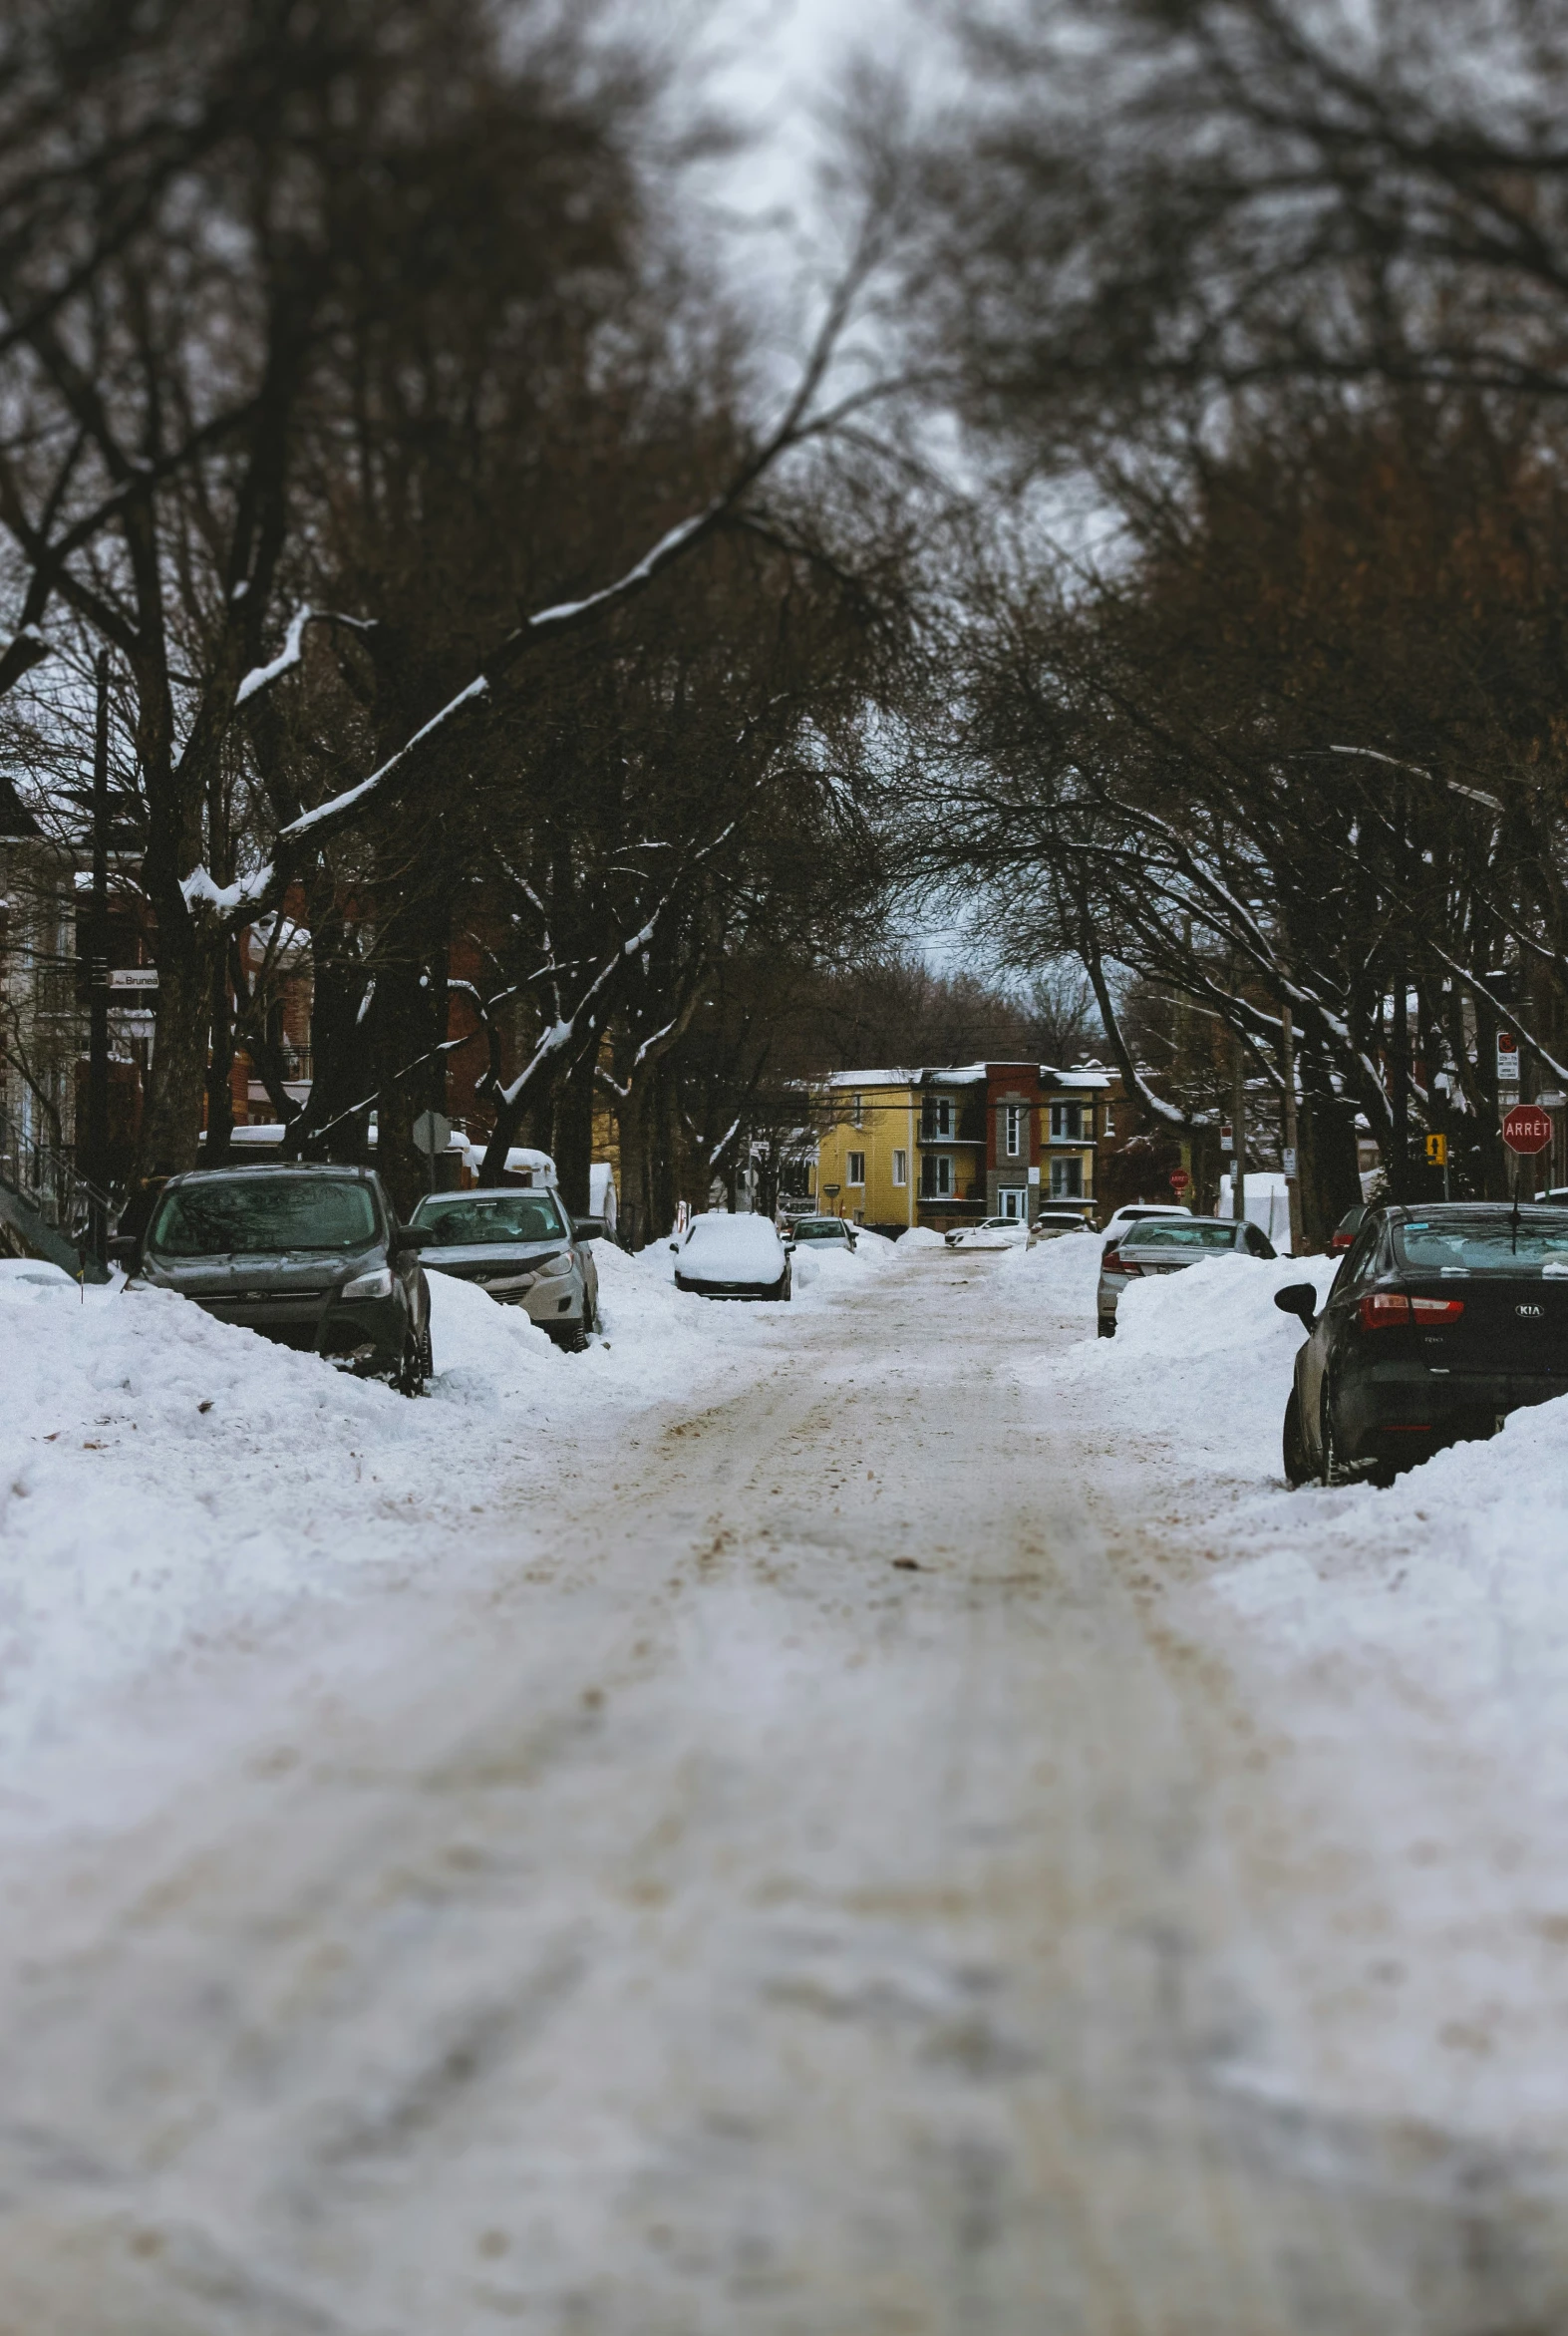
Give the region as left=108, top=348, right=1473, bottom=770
left=0, top=1245, right=1564, bottom=2334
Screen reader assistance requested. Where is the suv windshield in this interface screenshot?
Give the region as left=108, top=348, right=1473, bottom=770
left=1129, top=1221, right=1239, bottom=1251
left=1394, top=1211, right=1568, bottom=1275
left=150, top=1175, right=378, bottom=1256
left=414, top=1192, right=565, bottom=1245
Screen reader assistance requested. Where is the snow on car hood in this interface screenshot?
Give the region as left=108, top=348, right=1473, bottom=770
left=678, top=1216, right=785, bottom=1278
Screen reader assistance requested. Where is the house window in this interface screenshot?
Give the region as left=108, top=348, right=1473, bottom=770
left=1051, top=1101, right=1087, bottom=1142
left=1103, top=1105, right=1114, bottom=1137
left=1004, top=1103, right=1024, bottom=1159
left=851, top=1093, right=863, bottom=1127
left=923, top=1095, right=953, bottom=1138
left=892, top=1148, right=907, bottom=1186
left=1051, top=1156, right=1084, bottom=1198
left=847, top=1152, right=865, bottom=1185
left=920, top=1155, right=954, bottom=1197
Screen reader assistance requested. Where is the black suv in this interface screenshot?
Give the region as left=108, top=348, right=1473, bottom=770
left=1277, top=1201, right=1568, bottom=1484
left=117, top=1164, right=434, bottom=1395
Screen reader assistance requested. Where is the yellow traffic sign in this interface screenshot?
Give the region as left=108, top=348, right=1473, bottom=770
left=1425, top=1132, right=1447, bottom=1166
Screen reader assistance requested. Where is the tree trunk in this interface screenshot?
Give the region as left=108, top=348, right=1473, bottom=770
left=1296, top=1053, right=1361, bottom=1248
left=553, top=1050, right=596, bottom=1217
left=136, top=928, right=214, bottom=1177
left=205, top=946, right=235, bottom=1167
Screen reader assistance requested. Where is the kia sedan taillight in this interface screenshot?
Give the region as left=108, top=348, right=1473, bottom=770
left=1359, top=1291, right=1465, bottom=1330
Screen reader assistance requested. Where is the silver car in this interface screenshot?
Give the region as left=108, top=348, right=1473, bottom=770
left=410, top=1184, right=601, bottom=1350
left=1098, top=1213, right=1277, bottom=1337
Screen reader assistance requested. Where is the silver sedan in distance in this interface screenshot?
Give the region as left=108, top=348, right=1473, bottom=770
left=1098, top=1214, right=1277, bottom=1337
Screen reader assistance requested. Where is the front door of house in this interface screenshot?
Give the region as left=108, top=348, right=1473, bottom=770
left=999, top=1186, right=1027, bottom=1220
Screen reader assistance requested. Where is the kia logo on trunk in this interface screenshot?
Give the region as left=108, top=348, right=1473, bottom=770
left=1516, top=1302, right=1543, bottom=1318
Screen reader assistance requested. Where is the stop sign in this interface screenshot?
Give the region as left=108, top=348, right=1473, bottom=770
left=1169, top=1168, right=1190, bottom=1191
left=1501, top=1103, right=1554, bottom=1155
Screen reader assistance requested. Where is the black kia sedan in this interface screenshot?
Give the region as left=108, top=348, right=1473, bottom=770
left=1276, top=1202, right=1568, bottom=1485
left=118, top=1164, right=434, bottom=1395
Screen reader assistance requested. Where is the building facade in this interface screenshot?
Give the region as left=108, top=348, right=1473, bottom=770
left=814, top=1062, right=1114, bottom=1232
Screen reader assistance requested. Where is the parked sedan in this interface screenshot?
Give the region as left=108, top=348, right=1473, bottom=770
left=1098, top=1214, right=1277, bottom=1337
left=946, top=1216, right=1031, bottom=1250
left=788, top=1215, right=857, bottom=1251
left=122, top=1164, right=434, bottom=1393
left=1031, top=1207, right=1097, bottom=1242
left=671, top=1212, right=791, bottom=1300
left=1099, top=1202, right=1192, bottom=1244
left=409, top=1185, right=600, bottom=1350
left=1276, top=1202, right=1568, bottom=1486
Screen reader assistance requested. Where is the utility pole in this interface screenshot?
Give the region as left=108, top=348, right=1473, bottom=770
left=1231, top=1031, right=1247, bottom=1228
left=1390, top=960, right=1411, bottom=1201
left=1281, top=1002, right=1303, bottom=1255
left=86, top=650, right=110, bottom=1263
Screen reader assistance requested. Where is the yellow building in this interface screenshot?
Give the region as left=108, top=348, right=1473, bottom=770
left=813, top=1062, right=1110, bottom=1232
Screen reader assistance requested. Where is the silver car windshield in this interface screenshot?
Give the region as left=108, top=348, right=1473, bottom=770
left=414, top=1192, right=567, bottom=1245
left=150, top=1176, right=378, bottom=1256
left=1127, top=1222, right=1239, bottom=1252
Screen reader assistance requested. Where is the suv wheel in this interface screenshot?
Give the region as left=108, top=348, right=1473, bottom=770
left=1282, top=1386, right=1310, bottom=1488
left=397, top=1330, right=428, bottom=1399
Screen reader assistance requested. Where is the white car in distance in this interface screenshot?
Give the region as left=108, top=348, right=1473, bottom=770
left=671, top=1212, right=792, bottom=1301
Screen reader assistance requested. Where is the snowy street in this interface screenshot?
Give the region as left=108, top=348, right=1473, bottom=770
left=1, top=1242, right=1566, bottom=2333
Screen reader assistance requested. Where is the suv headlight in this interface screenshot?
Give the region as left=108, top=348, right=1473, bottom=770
left=533, top=1252, right=573, bottom=1280
left=341, top=1264, right=394, bottom=1300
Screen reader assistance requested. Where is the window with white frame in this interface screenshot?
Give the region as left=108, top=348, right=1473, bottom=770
left=1051, top=1101, right=1087, bottom=1142
left=892, top=1148, right=907, bottom=1185
left=847, top=1152, right=865, bottom=1185
left=1004, top=1103, right=1024, bottom=1158
left=1051, top=1156, right=1084, bottom=1198
left=1103, top=1105, right=1114, bottom=1137
left=851, top=1094, right=863, bottom=1127
left=921, top=1155, right=954, bottom=1196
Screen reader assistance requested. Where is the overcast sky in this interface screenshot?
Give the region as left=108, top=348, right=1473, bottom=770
left=690, top=0, right=938, bottom=250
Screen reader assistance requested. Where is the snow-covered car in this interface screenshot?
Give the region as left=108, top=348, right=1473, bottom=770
left=671, top=1212, right=791, bottom=1301
left=1098, top=1214, right=1276, bottom=1337
left=787, top=1215, right=857, bottom=1251
left=1099, top=1202, right=1192, bottom=1245
left=410, top=1185, right=600, bottom=1350
left=117, top=1164, right=435, bottom=1394
left=0, top=1257, right=78, bottom=1293
left=946, top=1217, right=1031, bottom=1250
left=1277, top=1201, right=1568, bottom=1486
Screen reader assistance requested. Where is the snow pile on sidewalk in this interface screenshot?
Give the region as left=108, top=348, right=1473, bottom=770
left=1019, top=1245, right=1568, bottom=2142
left=0, top=1244, right=782, bottom=1762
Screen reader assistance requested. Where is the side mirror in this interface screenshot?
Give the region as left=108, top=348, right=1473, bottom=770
left=108, top=1233, right=141, bottom=1266
left=395, top=1227, right=431, bottom=1252
left=1274, top=1282, right=1318, bottom=1329
left=669, top=1239, right=679, bottom=1253
left=573, top=1217, right=605, bottom=1242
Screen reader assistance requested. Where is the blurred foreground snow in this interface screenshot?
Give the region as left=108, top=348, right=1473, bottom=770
left=0, top=1236, right=891, bottom=1763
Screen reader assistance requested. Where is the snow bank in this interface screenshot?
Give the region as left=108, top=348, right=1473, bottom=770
left=0, top=1242, right=784, bottom=1763
left=894, top=1225, right=945, bottom=1249
left=1015, top=1238, right=1568, bottom=2140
